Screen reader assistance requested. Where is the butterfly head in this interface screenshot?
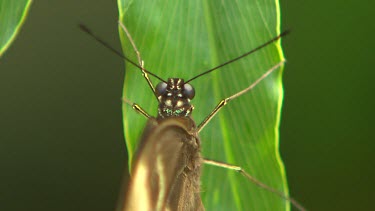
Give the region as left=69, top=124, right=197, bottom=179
left=156, top=78, right=195, bottom=118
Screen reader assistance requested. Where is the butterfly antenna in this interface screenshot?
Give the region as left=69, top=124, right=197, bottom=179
left=78, top=24, right=166, bottom=83
left=185, top=30, right=290, bottom=83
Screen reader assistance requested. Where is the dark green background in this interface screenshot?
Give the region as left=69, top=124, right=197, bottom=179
left=0, top=1, right=373, bottom=210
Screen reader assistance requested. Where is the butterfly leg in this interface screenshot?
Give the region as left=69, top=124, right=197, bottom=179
left=118, top=21, right=156, bottom=94
left=202, top=158, right=306, bottom=211
left=122, top=98, right=152, bottom=119
left=196, top=60, right=285, bottom=133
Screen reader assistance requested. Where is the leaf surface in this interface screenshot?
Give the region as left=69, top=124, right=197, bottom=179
left=0, top=0, right=32, bottom=57
left=118, top=0, right=288, bottom=210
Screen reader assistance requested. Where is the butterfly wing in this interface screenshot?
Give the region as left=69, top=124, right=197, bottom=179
left=121, top=117, right=204, bottom=211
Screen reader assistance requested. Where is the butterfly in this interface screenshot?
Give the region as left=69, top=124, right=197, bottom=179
left=79, top=23, right=305, bottom=211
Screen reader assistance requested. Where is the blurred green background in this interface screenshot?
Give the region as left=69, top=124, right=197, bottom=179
left=0, top=1, right=373, bottom=211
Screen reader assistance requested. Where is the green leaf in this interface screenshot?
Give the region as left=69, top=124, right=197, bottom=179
left=118, top=0, right=289, bottom=210
left=0, top=0, right=32, bottom=57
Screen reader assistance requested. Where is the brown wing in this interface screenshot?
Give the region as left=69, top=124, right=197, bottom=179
left=120, top=117, right=204, bottom=211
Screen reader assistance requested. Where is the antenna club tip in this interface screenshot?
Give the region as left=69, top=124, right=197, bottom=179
left=78, top=24, right=91, bottom=33
left=280, top=29, right=291, bottom=37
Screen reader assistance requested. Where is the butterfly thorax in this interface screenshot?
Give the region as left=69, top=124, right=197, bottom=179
left=156, top=78, right=195, bottom=118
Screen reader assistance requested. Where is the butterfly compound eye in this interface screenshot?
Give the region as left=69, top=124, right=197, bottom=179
left=183, top=83, right=195, bottom=99
left=155, top=82, right=167, bottom=97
